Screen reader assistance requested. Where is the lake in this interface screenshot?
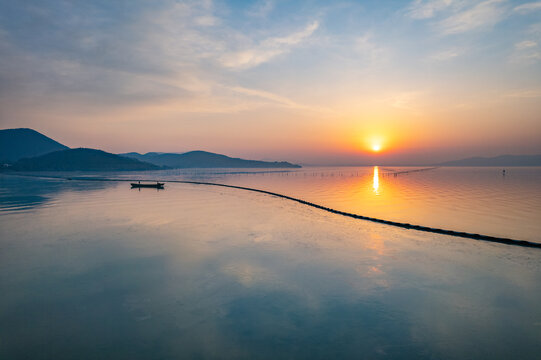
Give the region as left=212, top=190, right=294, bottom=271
left=1, top=167, right=540, bottom=359
left=118, top=166, right=541, bottom=242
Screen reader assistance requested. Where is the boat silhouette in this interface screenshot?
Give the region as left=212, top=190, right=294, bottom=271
left=130, top=181, right=164, bottom=189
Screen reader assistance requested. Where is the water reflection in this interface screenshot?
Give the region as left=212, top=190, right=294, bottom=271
left=372, top=166, right=380, bottom=195
left=3, top=166, right=541, bottom=242
left=1, top=178, right=540, bottom=359
left=179, top=166, right=541, bottom=242
left=0, top=175, right=112, bottom=213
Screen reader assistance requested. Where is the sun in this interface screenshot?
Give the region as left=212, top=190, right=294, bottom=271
left=362, top=134, right=386, bottom=153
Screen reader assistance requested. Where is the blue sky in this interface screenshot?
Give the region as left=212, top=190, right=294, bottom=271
left=0, top=0, right=540, bottom=164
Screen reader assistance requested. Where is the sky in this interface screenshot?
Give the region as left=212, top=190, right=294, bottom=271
left=0, top=0, right=540, bottom=165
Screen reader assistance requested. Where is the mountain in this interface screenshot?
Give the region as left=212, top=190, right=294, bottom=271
left=12, top=148, right=160, bottom=171
left=121, top=150, right=301, bottom=168
left=437, top=154, right=541, bottom=166
left=0, top=128, right=69, bottom=163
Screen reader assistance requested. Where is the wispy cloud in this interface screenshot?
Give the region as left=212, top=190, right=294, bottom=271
left=226, top=85, right=329, bottom=112
left=0, top=0, right=324, bottom=115
left=406, top=0, right=454, bottom=19
left=355, top=33, right=390, bottom=65
left=510, top=40, right=541, bottom=63
left=194, top=15, right=220, bottom=27
left=227, top=86, right=295, bottom=107
left=513, top=2, right=541, bottom=14
left=428, top=48, right=463, bottom=61
left=246, top=0, right=275, bottom=18
left=527, top=22, right=541, bottom=35
left=515, top=40, right=537, bottom=50
left=406, top=0, right=509, bottom=35
left=386, top=91, right=426, bottom=111
left=219, top=21, right=319, bottom=69
left=505, top=89, right=541, bottom=98
left=437, top=0, right=507, bottom=34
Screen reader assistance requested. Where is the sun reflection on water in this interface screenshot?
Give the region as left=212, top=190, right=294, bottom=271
left=373, top=166, right=380, bottom=195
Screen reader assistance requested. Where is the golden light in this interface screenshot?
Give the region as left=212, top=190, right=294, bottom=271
left=373, top=166, right=380, bottom=195
left=364, top=134, right=385, bottom=153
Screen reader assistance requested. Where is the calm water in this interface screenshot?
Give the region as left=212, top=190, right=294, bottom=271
left=113, top=166, right=541, bottom=242
left=1, top=171, right=541, bottom=359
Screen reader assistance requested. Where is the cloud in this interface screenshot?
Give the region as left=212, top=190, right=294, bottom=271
left=226, top=85, right=332, bottom=113
left=386, top=91, right=425, bottom=111
left=246, top=0, right=275, bottom=18
left=513, top=2, right=541, bottom=14
left=505, top=89, right=541, bottom=98
left=219, top=21, right=319, bottom=69
left=406, top=0, right=455, bottom=19
left=406, top=0, right=509, bottom=35
left=510, top=40, right=541, bottom=63
left=194, top=15, right=220, bottom=26
left=515, top=40, right=537, bottom=50
left=437, top=0, right=507, bottom=34
left=354, top=33, right=390, bottom=65
left=428, top=48, right=463, bottom=61
left=0, top=0, right=323, bottom=116
left=527, top=22, right=541, bottom=35
left=228, top=86, right=299, bottom=108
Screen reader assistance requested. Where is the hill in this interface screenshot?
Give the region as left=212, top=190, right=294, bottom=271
left=121, top=151, right=301, bottom=168
left=12, top=148, right=161, bottom=171
left=437, top=154, right=541, bottom=167
left=0, top=128, right=69, bottom=163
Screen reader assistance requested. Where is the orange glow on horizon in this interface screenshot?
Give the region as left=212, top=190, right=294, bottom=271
left=333, top=117, right=441, bottom=159
left=367, top=135, right=385, bottom=153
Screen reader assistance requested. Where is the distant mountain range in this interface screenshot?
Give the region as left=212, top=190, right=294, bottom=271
left=0, top=128, right=301, bottom=171
left=12, top=148, right=160, bottom=171
left=121, top=151, right=301, bottom=168
left=436, top=154, right=541, bottom=166
left=2, top=128, right=540, bottom=170
left=0, top=128, right=68, bottom=163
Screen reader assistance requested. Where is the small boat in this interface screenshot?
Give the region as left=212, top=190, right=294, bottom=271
left=131, top=182, right=164, bottom=189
